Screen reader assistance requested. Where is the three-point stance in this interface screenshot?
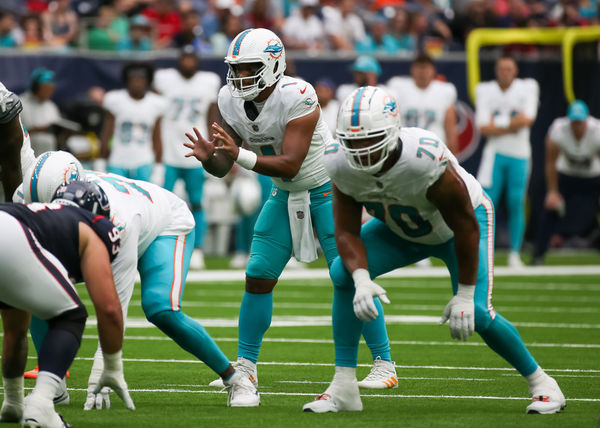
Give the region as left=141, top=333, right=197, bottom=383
left=303, top=86, right=565, bottom=414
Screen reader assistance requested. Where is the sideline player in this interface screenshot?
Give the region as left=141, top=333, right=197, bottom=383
left=154, top=47, right=222, bottom=269
left=303, top=86, right=565, bottom=414
left=387, top=53, right=458, bottom=154
left=475, top=57, right=539, bottom=268
left=97, top=62, right=167, bottom=182
left=18, top=151, right=259, bottom=408
left=185, top=28, right=396, bottom=391
left=0, top=192, right=134, bottom=427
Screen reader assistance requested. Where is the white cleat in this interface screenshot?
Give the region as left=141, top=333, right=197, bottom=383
left=53, top=378, right=69, bottom=406
left=285, top=258, right=306, bottom=270
left=224, top=372, right=260, bottom=407
left=358, top=357, right=398, bottom=389
left=209, top=357, right=258, bottom=388
left=0, top=400, right=23, bottom=422
left=22, top=396, right=71, bottom=428
left=303, top=377, right=362, bottom=413
left=526, top=377, right=566, bottom=414
left=189, top=249, right=206, bottom=270
left=508, top=252, right=525, bottom=269
left=230, top=252, right=249, bottom=269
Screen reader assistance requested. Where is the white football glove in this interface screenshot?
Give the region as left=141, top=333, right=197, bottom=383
left=85, top=351, right=135, bottom=411
left=352, top=269, right=391, bottom=322
left=84, top=385, right=111, bottom=410
left=440, top=284, right=475, bottom=341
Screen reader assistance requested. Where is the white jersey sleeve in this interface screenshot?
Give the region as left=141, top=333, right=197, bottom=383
left=475, top=82, right=493, bottom=128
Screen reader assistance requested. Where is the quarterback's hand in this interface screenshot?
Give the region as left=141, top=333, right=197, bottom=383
left=212, top=122, right=240, bottom=160
left=440, top=284, right=475, bottom=341
left=352, top=269, right=390, bottom=322
left=84, top=385, right=111, bottom=410
left=184, top=127, right=216, bottom=162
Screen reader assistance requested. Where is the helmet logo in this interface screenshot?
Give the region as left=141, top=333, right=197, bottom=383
left=264, top=39, right=283, bottom=59
left=63, top=162, right=80, bottom=183
left=304, top=98, right=315, bottom=107
left=383, top=98, right=398, bottom=117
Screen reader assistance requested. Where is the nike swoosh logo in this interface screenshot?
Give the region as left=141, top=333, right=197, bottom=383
left=322, top=191, right=333, bottom=197
left=300, top=86, right=307, bottom=94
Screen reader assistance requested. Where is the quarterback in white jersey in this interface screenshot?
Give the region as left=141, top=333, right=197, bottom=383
left=17, top=150, right=259, bottom=408
left=475, top=57, right=539, bottom=268
left=532, top=100, right=600, bottom=264
left=154, top=49, right=222, bottom=269
left=99, top=63, right=167, bottom=183
left=386, top=53, right=458, bottom=154
left=185, top=28, right=396, bottom=395
left=303, top=86, right=565, bottom=415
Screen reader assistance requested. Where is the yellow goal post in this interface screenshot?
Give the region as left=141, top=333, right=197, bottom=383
left=466, top=27, right=600, bottom=105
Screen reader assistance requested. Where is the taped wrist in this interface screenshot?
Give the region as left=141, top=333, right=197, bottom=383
left=102, top=350, right=123, bottom=372
left=456, top=283, right=475, bottom=299
left=236, top=148, right=257, bottom=170
left=352, top=269, right=370, bottom=288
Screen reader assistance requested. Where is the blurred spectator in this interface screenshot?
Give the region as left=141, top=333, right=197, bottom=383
left=387, top=8, right=416, bottom=52
left=336, top=56, right=382, bottom=102
left=26, top=1, right=51, bottom=14
left=20, top=67, right=62, bottom=156
left=408, top=0, right=453, bottom=53
left=173, top=9, right=212, bottom=53
left=118, top=14, right=153, bottom=51
left=355, top=15, right=402, bottom=55
left=86, top=5, right=129, bottom=50
left=450, top=0, right=498, bottom=47
left=0, top=11, right=23, bottom=47
left=201, top=0, right=235, bottom=41
left=142, top=0, right=181, bottom=48
left=21, top=14, right=44, bottom=49
left=282, top=0, right=327, bottom=52
left=243, top=0, right=284, bottom=32
left=41, top=0, right=79, bottom=48
left=314, top=77, right=338, bottom=137
left=323, top=0, right=367, bottom=51
left=211, top=13, right=243, bottom=55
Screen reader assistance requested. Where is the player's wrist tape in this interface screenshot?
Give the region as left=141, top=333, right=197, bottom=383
left=236, top=148, right=257, bottom=170
left=103, top=350, right=123, bottom=371
left=456, top=283, right=475, bottom=299
left=352, top=268, right=371, bottom=287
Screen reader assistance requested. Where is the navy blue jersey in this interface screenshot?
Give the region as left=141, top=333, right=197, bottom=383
left=0, top=203, right=120, bottom=282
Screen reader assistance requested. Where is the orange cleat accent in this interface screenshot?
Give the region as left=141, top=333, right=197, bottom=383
left=24, top=366, right=70, bottom=379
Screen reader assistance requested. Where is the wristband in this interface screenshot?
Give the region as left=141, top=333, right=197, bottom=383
left=236, top=148, right=258, bottom=170
left=103, top=350, right=123, bottom=371
left=352, top=268, right=370, bottom=286
left=456, top=283, right=475, bottom=299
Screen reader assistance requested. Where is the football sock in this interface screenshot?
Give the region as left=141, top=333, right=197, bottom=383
left=361, top=298, right=392, bottom=362
left=29, top=316, right=49, bottom=355
left=29, top=371, right=60, bottom=401
left=332, top=286, right=361, bottom=367
left=238, top=291, right=272, bottom=364
left=148, top=310, right=230, bottom=375
left=478, top=313, right=538, bottom=376
left=38, top=328, right=80, bottom=379
left=191, top=209, right=206, bottom=248
left=526, top=366, right=549, bottom=389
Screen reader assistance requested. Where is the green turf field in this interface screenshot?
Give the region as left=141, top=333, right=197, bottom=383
left=7, top=267, right=600, bottom=427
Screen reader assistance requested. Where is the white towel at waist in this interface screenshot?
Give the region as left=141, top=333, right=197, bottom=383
left=287, top=189, right=318, bottom=263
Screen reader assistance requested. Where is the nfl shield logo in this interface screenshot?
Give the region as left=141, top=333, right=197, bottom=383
left=296, top=211, right=304, bottom=220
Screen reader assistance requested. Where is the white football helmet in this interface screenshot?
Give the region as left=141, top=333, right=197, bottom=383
left=23, top=151, right=86, bottom=203
left=225, top=28, right=286, bottom=101
left=336, top=86, right=400, bottom=174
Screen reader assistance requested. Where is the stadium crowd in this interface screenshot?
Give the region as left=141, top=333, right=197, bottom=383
left=0, top=0, right=598, bottom=53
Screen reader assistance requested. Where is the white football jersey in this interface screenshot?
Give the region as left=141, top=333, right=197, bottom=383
left=218, top=76, right=331, bottom=192
left=324, top=127, right=483, bottom=245
left=549, top=117, right=600, bottom=177
left=103, top=90, right=167, bottom=168
left=320, top=99, right=340, bottom=137
left=475, top=78, right=539, bottom=158
left=386, top=77, right=457, bottom=143
left=154, top=69, right=221, bottom=168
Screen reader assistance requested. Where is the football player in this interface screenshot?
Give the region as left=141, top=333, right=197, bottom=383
left=184, top=28, right=397, bottom=394
left=0, top=187, right=134, bottom=427
left=154, top=47, right=222, bottom=270
left=96, top=62, right=167, bottom=182
left=17, top=151, right=259, bottom=408
left=303, top=86, right=565, bottom=415
left=0, top=81, right=35, bottom=200
left=475, top=57, right=539, bottom=268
